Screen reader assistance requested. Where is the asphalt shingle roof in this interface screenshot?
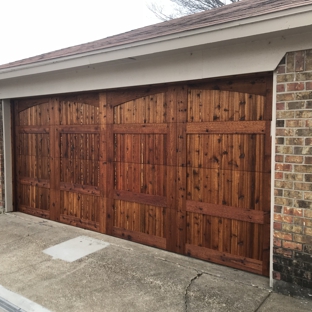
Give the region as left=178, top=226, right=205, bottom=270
left=1, top=0, right=312, bottom=70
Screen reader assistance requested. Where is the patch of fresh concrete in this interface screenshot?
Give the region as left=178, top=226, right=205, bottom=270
left=43, top=236, right=110, bottom=262
left=0, top=285, right=50, bottom=312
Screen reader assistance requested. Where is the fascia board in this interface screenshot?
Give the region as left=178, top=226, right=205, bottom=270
left=0, top=5, right=312, bottom=81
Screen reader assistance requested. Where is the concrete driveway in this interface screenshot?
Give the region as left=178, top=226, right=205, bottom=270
left=0, top=213, right=310, bottom=312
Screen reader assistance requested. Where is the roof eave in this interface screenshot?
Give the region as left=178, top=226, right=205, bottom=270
left=1, top=5, right=312, bottom=80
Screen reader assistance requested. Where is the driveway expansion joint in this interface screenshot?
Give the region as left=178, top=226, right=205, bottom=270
left=185, top=272, right=203, bottom=312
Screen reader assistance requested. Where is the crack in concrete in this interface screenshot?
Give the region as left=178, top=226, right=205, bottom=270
left=154, top=257, right=270, bottom=292
left=254, top=292, right=271, bottom=312
left=185, top=272, right=203, bottom=312
left=200, top=271, right=270, bottom=291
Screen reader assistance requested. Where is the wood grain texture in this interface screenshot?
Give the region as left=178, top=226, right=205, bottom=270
left=186, top=200, right=267, bottom=224
left=14, top=75, right=272, bottom=276
left=185, top=244, right=263, bottom=275
left=113, top=227, right=166, bottom=249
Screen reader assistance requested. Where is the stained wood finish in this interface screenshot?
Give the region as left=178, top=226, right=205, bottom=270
left=185, top=89, right=271, bottom=276
left=112, top=93, right=168, bottom=246
left=14, top=75, right=272, bottom=276
left=15, top=100, right=51, bottom=219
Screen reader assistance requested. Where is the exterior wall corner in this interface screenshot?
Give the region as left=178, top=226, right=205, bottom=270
left=273, top=48, right=312, bottom=299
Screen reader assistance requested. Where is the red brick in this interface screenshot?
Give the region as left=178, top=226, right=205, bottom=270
left=274, top=247, right=293, bottom=258
left=274, top=239, right=282, bottom=247
left=283, top=207, right=294, bottom=215
left=274, top=222, right=282, bottom=230
left=306, top=81, right=312, bottom=90
left=305, top=138, right=312, bottom=145
left=287, top=82, right=305, bottom=91
left=283, top=241, right=302, bottom=250
left=276, top=65, right=286, bottom=74
left=305, top=157, right=312, bottom=164
left=274, top=231, right=293, bottom=241
left=282, top=216, right=293, bottom=223
left=277, top=84, right=285, bottom=92
left=294, top=208, right=303, bottom=216
left=276, top=102, right=285, bottom=110
left=275, top=155, right=284, bottom=162
left=273, top=271, right=281, bottom=280
left=275, top=128, right=295, bottom=136
left=275, top=172, right=284, bottom=180
left=275, top=163, right=292, bottom=171
left=274, top=214, right=283, bottom=221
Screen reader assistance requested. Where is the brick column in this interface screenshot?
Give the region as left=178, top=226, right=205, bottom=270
left=274, top=50, right=312, bottom=298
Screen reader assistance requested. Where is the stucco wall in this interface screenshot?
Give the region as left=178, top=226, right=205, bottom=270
left=273, top=49, right=312, bottom=298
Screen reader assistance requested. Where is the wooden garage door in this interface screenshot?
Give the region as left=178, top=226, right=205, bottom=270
left=14, top=95, right=105, bottom=231
left=110, top=93, right=168, bottom=248
left=185, top=89, right=271, bottom=275
left=14, top=77, right=271, bottom=276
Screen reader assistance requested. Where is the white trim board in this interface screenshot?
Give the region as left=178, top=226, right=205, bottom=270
left=2, top=100, right=13, bottom=212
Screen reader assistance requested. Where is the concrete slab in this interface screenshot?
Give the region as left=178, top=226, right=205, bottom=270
left=0, top=213, right=310, bottom=312
left=257, top=292, right=311, bottom=312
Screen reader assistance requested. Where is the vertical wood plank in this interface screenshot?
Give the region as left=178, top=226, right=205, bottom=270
left=105, top=97, right=115, bottom=235
left=99, top=92, right=107, bottom=233
left=49, top=97, right=61, bottom=221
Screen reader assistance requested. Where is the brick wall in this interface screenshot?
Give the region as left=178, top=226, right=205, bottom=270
left=0, top=102, right=4, bottom=211
left=274, top=50, right=312, bottom=298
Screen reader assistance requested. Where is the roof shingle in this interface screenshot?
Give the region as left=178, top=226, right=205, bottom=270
left=1, top=0, right=312, bottom=70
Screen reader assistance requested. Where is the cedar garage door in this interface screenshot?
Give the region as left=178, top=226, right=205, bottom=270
left=14, top=75, right=272, bottom=275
